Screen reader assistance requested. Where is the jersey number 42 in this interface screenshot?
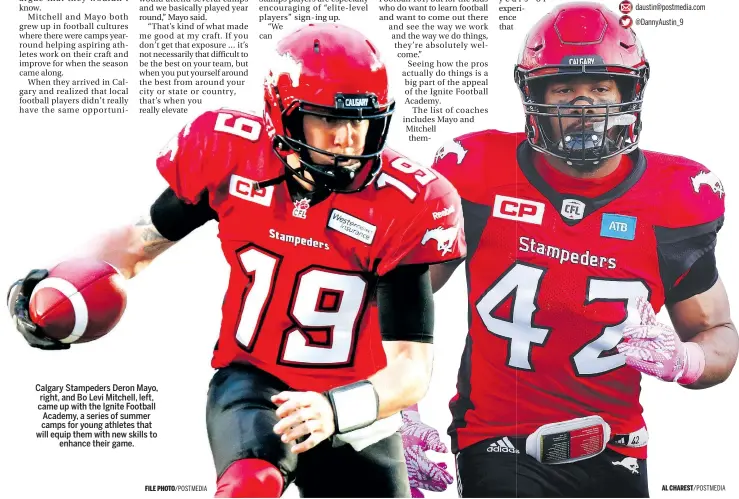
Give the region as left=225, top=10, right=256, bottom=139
left=476, top=262, right=650, bottom=376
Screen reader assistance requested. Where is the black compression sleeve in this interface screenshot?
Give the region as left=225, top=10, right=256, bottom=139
left=664, top=250, right=719, bottom=304
left=377, top=264, right=434, bottom=343
left=655, top=216, right=723, bottom=304
left=150, top=188, right=217, bottom=241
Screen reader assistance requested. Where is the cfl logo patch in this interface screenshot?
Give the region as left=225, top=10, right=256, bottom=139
left=561, top=199, right=585, bottom=221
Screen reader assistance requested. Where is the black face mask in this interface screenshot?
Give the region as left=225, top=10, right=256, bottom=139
left=536, top=94, right=638, bottom=171
left=273, top=96, right=395, bottom=193
left=516, top=69, right=649, bottom=171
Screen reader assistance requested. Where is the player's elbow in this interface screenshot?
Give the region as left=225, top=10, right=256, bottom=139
left=88, top=223, right=168, bottom=280
left=122, top=224, right=159, bottom=279
left=716, top=321, right=739, bottom=381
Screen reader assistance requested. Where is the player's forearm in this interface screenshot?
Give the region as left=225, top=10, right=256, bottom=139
left=369, top=346, right=433, bottom=419
left=76, top=216, right=175, bottom=279
left=683, top=322, right=739, bottom=389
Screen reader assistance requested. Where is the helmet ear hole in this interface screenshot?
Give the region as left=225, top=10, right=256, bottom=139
left=528, top=115, right=540, bottom=144
left=629, top=117, right=642, bottom=142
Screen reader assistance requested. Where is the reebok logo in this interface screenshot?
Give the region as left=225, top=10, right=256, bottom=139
left=432, top=206, right=455, bottom=220
left=487, top=437, right=519, bottom=454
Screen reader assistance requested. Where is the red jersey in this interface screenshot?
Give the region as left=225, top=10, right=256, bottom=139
left=432, top=130, right=725, bottom=458
left=156, top=109, right=465, bottom=392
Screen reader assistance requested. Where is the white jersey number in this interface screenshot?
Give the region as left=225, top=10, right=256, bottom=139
left=235, top=246, right=368, bottom=366
left=476, top=262, right=649, bottom=375
left=214, top=112, right=262, bottom=141
left=376, top=157, right=438, bottom=201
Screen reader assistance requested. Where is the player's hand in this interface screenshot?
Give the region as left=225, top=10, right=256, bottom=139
left=617, top=297, right=705, bottom=385
left=401, top=408, right=454, bottom=497
left=7, top=270, right=69, bottom=350
left=272, top=390, right=336, bottom=454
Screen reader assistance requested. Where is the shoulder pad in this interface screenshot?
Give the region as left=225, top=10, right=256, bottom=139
left=373, top=149, right=466, bottom=275
left=431, top=129, right=526, bottom=203
left=377, top=148, right=457, bottom=205
left=156, top=108, right=270, bottom=203
left=643, top=151, right=725, bottom=229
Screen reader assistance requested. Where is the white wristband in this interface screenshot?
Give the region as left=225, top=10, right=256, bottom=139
left=326, top=380, right=379, bottom=434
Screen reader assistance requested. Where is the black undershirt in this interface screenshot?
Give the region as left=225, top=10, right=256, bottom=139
left=149, top=188, right=217, bottom=242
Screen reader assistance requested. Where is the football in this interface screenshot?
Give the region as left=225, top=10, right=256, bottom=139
left=29, top=258, right=127, bottom=344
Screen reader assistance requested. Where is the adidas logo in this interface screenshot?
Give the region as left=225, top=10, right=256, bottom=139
left=486, top=437, right=519, bottom=454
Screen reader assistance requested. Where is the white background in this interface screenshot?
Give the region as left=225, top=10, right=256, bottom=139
left=1, top=1, right=736, bottom=498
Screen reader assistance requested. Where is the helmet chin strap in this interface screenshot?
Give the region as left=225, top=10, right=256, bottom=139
left=593, top=114, right=636, bottom=132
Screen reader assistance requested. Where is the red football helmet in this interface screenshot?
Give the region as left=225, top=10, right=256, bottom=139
left=515, top=2, right=649, bottom=169
left=264, top=24, right=395, bottom=193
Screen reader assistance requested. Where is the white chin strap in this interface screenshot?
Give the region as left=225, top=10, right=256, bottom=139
left=592, top=113, right=636, bottom=132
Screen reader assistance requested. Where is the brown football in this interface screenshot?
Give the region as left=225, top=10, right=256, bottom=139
left=29, top=259, right=127, bottom=344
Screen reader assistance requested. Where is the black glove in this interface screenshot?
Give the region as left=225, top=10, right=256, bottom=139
left=7, top=269, right=70, bottom=350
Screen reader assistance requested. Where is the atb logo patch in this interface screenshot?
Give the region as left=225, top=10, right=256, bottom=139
left=434, top=140, right=468, bottom=165
left=421, top=226, right=458, bottom=256
left=561, top=199, right=586, bottom=221
left=691, top=171, right=724, bottom=198
left=228, top=175, right=274, bottom=207
left=327, top=209, right=376, bottom=244
left=612, top=457, right=640, bottom=475
left=600, top=214, right=636, bottom=241
left=292, top=198, right=310, bottom=219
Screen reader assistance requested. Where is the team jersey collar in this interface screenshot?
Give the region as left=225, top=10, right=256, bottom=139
left=285, top=173, right=334, bottom=207
left=517, top=141, right=647, bottom=225
left=533, top=151, right=635, bottom=198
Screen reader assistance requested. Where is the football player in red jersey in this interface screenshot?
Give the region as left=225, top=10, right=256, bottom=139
left=7, top=24, right=465, bottom=497
left=405, top=2, right=738, bottom=497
